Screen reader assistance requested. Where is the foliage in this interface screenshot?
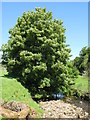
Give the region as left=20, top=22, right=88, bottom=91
left=73, top=46, right=90, bottom=75
left=1, top=8, right=78, bottom=98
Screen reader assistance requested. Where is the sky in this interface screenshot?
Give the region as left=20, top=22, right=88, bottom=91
left=1, top=2, right=88, bottom=60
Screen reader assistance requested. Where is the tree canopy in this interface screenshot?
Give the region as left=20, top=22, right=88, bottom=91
left=1, top=8, right=78, bottom=98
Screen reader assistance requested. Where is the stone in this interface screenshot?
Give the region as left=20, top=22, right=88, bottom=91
left=80, top=101, right=82, bottom=104
left=39, top=99, right=89, bottom=119
left=0, top=101, right=38, bottom=119
left=2, top=101, right=28, bottom=112
left=0, top=106, right=18, bottom=118
left=18, top=107, right=30, bottom=118
left=0, top=99, right=4, bottom=106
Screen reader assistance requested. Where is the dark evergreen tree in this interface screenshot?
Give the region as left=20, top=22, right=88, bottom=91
left=1, top=8, right=77, bottom=98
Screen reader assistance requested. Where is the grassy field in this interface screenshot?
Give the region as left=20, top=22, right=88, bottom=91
left=74, top=75, right=88, bottom=92
left=0, top=65, right=43, bottom=117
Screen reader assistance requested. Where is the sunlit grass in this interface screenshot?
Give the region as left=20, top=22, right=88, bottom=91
left=0, top=65, right=43, bottom=117
left=74, top=75, right=88, bottom=92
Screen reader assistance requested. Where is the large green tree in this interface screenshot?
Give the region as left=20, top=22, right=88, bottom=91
left=1, top=8, right=77, bottom=98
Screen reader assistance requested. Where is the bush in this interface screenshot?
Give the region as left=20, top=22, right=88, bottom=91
left=1, top=8, right=78, bottom=98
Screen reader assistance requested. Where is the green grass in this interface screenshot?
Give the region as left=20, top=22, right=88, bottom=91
left=74, top=75, right=88, bottom=92
left=0, top=65, right=43, bottom=117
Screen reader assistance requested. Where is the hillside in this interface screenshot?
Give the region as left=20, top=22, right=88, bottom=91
left=0, top=65, right=43, bottom=118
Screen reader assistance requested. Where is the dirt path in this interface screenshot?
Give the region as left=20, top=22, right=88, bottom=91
left=39, top=98, right=89, bottom=118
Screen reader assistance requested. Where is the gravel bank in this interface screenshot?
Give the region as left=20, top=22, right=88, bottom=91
left=39, top=99, right=89, bottom=118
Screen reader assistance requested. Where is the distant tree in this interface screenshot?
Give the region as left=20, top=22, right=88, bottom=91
left=73, top=46, right=89, bottom=75
left=1, top=8, right=78, bottom=98
left=1, top=44, right=8, bottom=64
left=87, top=47, right=90, bottom=77
left=73, top=57, right=80, bottom=71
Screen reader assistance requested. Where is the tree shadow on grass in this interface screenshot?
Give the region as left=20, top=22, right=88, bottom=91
left=1, top=74, right=18, bottom=79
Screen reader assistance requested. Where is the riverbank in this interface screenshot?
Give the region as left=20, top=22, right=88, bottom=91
left=39, top=98, right=89, bottom=118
